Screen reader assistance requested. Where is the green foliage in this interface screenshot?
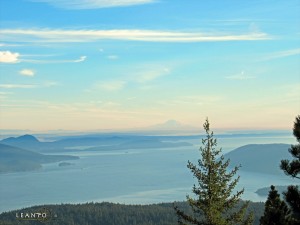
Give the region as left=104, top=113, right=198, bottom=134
left=174, top=119, right=253, bottom=225
left=260, top=185, right=291, bottom=225
left=280, top=115, right=300, bottom=222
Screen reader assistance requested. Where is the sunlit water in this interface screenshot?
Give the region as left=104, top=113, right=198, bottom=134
left=0, top=135, right=297, bottom=213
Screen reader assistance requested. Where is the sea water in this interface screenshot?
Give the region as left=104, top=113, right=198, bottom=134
left=0, top=135, right=297, bottom=213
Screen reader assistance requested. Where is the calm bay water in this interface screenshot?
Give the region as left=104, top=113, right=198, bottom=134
left=0, top=135, right=297, bottom=213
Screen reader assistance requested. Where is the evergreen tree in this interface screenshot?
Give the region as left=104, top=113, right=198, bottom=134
left=174, top=119, right=253, bottom=225
left=280, top=115, right=300, bottom=222
left=281, top=115, right=300, bottom=179
left=260, top=185, right=291, bottom=225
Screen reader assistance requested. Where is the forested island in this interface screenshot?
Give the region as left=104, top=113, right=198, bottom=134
left=255, top=185, right=290, bottom=196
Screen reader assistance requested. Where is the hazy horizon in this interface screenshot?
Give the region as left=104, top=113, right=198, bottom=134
left=0, top=118, right=294, bottom=138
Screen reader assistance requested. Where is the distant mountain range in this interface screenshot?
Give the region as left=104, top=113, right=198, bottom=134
left=0, top=121, right=292, bottom=139
left=0, top=143, right=78, bottom=173
left=224, top=144, right=291, bottom=175
left=0, top=134, right=194, bottom=153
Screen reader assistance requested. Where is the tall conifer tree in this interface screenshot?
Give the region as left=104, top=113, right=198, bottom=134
left=174, top=119, right=253, bottom=225
left=260, top=185, right=291, bottom=225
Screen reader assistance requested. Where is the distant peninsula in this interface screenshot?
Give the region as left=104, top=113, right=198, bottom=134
left=0, top=143, right=78, bottom=173
left=58, top=162, right=74, bottom=167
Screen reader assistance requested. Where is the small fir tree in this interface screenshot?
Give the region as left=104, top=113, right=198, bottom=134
left=174, top=119, right=253, bottom=225
left=260, top=185, right=291, bottom=225
left=280, top=115, right=300, bottom=222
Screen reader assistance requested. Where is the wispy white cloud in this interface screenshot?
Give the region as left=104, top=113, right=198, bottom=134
left=19, top=69, right=35, bottom=77
left=138, top=84, right=156, bottom=90
left=0, top=29, right=270, bottom=43
left=262, top=48, right=300, bottom=61
left=30, top=0, right=155, bottom=9
left=0, top=81, right=59, bottom=89
left=22, top=55, right=87, bottom=63
left=175, top=95, right=222, bottom=105
left=0, top=51, right=20, bottom=63
left=0, top=84, right=36, bottom=89
left=0, top=91, right=13, bottom=100
left=96, top=80, right=126, bottom=91
left=155, top=95, right=223, bottom=108
left=44, top=81, right=60, bottom=87
left=0, top=92, right=12, bottom=95
left=0, top=43, right=23, bottom=47
left=101, top=101, right=121, bottom=108
left=225, top=71, right=255, bottom=80
left=89, top=66, right=170, bottom=92
left=74, top=56, right=87, bottom=62
left=127, top=97, right=137, bottom=100
left=107, top=55, right=119, bottom=60
left=135, top=67, right=170, bottom=83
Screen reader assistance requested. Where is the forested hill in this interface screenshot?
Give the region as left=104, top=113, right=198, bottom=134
left=224, top=144, right=291, bottom=175
left=0, top=201, right=264, bottom=225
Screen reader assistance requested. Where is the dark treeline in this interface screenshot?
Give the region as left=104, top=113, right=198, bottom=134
left=0, top=201, right=264, bottom=225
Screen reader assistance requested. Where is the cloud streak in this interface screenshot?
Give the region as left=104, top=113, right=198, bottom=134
left=135, top=67, right=170, bottom=83
left=22, top=55, right=87, bottom=63
left=90, top=66, right=170, bottom=92
left=172, top=95, right=222, bottom=106
left=225, top=71, right=255, bottom=80
left=30, top=0, right=155, bottom=9
left=0, top=29, right=270, bottom=43
left=262, top=48, right=300, bottom=61
left=0, top=84, right=36, bottom=89
left=96, top=80, right=126, bottom=91
left=0, top=81, right=58, bottom=89
left=0, top=91, right=12, bottom=100
left=20, top=69, right=35, bottom=77
left=107, top=55, right=119, bottom=60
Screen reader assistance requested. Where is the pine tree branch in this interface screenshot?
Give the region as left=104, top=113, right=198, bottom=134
left=280, top=159, right=300, bottom=179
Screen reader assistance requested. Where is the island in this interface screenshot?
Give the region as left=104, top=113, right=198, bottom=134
left=0, top=143, right=79, bottom=173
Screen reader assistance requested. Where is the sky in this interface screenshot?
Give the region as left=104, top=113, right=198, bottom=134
left=0, top=0, right=299, bottom=132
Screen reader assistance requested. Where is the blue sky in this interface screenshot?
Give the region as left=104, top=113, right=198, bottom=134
left=0, top=0, right=299, bottom=131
